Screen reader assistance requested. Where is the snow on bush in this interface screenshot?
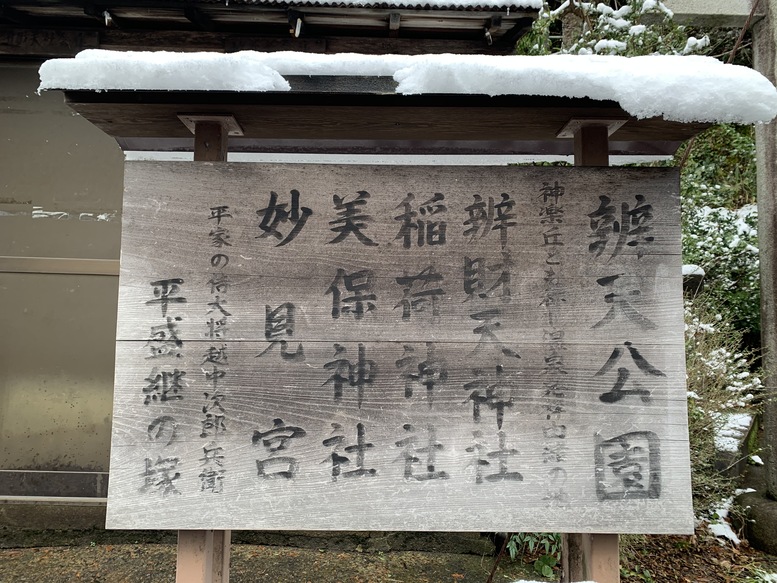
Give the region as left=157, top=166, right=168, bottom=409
left=519, top=0, right=709, bottom=57
left=683, top=203, right=760, bottom=333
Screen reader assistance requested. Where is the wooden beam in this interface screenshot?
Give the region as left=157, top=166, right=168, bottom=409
left=184, top=6, right=216, bottom=32
left=98, top=30, right=516, bottom=55
left=61, top=92, right=708, bottom=146
left=60, top=90, right=707, bottom=155
left=0, top=5, right=30, bottom=25
left=0, top=27, right=99, bottom=56
left=0, top=26, right=518, bottom=56
left=562, top=123, right=620, bottom=583
left=227, top=35, right=517, bottom=55
left=114, top=136, right=684, bottom=157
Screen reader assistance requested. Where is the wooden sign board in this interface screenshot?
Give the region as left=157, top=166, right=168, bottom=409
left=107, top=162, right=693, bottom=533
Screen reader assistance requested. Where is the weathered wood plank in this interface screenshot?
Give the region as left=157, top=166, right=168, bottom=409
left=106, top=416, right=694, bottom=532
left=115, top=278, right=685, bottom=343
left=107, top=162, right=693, bottom=534
left=116, top=162, right=682, bottom=345
left=111, top=340, right=688, bottom=412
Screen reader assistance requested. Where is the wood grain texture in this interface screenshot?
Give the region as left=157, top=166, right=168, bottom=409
left=107, top=162, right=693, bottom=533
left=0, top=28, right=99, bottom=57
left=62, top=94, right=710, bottom=144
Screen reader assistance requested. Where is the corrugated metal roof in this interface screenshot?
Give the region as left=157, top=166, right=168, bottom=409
left=216, top=0, right=540, bottom=10
left=1, top=0, right=540, bottom=57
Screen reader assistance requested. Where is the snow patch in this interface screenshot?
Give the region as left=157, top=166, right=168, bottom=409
left=682, top=36, right=710, bottom=55
left=39, top=51, right=289, bottom=92
left=713, top=412, right=752, bottom=454
left=682, top=264, right=705, bottom=277
left=593, top=39, right=627, bottom=53
left=38, top=50, right=777, bottom=124
left=708, top=521, right=740, bottom=544
left=706, top=490, right=754, bottom=545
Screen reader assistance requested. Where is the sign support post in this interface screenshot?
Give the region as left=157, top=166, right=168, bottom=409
left=175, top=116, right=233, bottom=583
left=562, top=121, right=620, bottom=583
left=176, top=530, right=230, bottom=583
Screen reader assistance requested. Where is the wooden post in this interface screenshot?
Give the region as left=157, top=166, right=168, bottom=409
left=563, top=533, right=620, bottom=583
left=561, top=121, right=620, bottom=583
left=573, top=125, right=609, bottom=167
left=177, top=530, right=231, bottom=583
left=194, top=120, right=229, bottom=162
left=176, top=116, right=231, bottom=583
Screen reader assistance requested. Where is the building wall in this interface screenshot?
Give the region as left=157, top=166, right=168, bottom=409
left=0, top=63, right=123, bottom=473
left=663, top=0, right=756, bottom=27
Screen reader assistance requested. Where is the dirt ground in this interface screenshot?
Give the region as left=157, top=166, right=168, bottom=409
left=1, top=527, right=776, bottom=582
left=0, top=544, right=540, bottom=583
left=0, top=529, right=536, bottom=583
left=619, top=530, right=777, bottom=583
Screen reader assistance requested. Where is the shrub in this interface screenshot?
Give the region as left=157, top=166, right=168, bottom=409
left=684, top=296, right=761, bottom=514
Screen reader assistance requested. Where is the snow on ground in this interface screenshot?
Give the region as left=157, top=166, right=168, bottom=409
left=707, top=489, right=755, bottom=544
left=38, top=50, right=777, bottom=124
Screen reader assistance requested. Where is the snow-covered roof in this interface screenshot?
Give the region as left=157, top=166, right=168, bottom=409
left=39, top=50, right=777, bottom=124
left=227, top=0, right=540, bottom=7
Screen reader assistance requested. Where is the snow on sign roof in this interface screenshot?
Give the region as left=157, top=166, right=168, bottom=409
left=39, top=50, right=777, bottom=124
